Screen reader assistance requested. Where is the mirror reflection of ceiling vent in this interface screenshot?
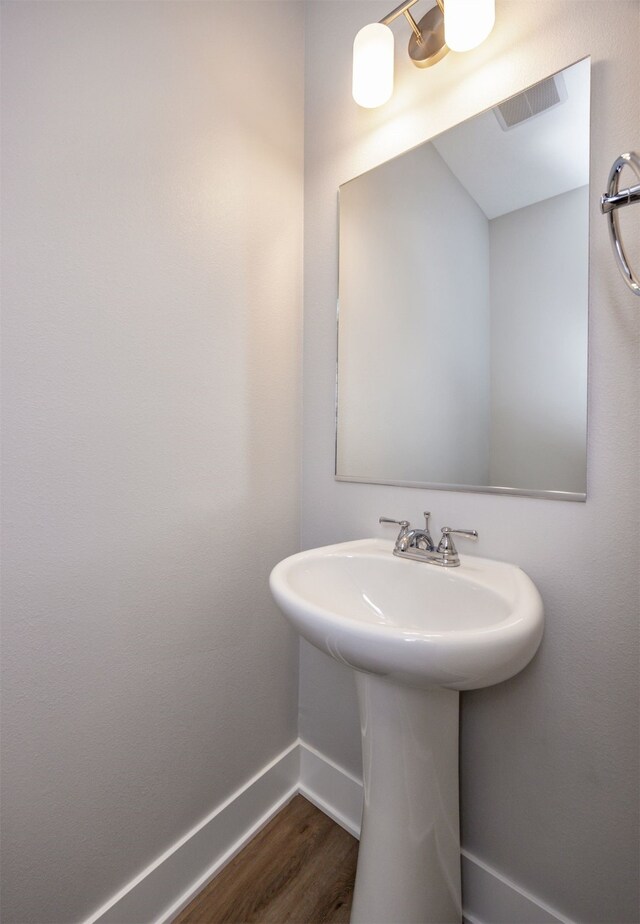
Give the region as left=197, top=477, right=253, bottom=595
left=494, top=73, right=568, bottom=130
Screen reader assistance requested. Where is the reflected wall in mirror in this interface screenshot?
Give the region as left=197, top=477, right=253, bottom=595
left=336, top=59, right=590, bottom=501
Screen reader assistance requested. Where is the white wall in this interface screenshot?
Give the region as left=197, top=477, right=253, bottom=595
left=302, top=2, right=639, bottom=922
left=337, top=142, right=490, bottom=485
left=0, top=3, right=303, bottom=922
left=489, top=186, right=589, bottom=493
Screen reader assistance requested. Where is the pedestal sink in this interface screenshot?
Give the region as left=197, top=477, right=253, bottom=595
left=270, top=538, right=544, bottom=924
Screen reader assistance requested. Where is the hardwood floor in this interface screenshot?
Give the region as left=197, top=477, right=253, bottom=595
left=172, top=796, right=359, bottom=924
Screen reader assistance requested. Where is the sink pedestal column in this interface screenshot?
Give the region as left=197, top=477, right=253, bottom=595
left=351, top=673, right=461, bottom=924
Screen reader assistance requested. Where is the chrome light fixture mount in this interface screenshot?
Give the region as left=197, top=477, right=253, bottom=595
left=388, top=0, right=448, bottom=69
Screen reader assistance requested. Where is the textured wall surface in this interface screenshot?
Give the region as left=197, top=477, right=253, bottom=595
left=1, top=3, right=303, bottom=921
left=301, top=2, right=639, bottom=921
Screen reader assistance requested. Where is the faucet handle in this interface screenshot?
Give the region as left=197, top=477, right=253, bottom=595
left=441, top=528, right=478, bottom=539
left=379, top=517, right=411, bottom=550
left=437, top=527, right=478, bottom=555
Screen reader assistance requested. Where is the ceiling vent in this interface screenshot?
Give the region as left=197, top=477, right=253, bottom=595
left=494, top=73, right=567, bottom=131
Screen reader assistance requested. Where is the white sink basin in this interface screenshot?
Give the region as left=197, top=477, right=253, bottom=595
left=270, top=537, right=544, bottom=691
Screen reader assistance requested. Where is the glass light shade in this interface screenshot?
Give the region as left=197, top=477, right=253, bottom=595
left=444, top=0, right=495, bottom=52
left=352, top=23, right=394, bottom=109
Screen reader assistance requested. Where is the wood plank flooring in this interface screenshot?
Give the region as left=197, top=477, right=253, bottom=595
left=172, top=796, right=359, bottom=924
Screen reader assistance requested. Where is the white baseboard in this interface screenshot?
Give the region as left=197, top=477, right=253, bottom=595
left=461, top=848, right=573, bottom=924
left=84, top=741, right=300, bottom=924
left=298, top=738, right=363, bottom=838
left=84, top=738, right=574, bottom=924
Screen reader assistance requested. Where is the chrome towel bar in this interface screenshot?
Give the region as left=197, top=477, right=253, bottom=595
left=601, top=151, right=640, bottom=295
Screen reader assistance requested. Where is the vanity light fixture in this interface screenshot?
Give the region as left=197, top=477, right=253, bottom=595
left=352, top=0, right=495, bottom=108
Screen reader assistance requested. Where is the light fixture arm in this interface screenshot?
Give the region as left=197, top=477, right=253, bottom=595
left=402, top=9, right=424, bottom=44
left=378, top=0, right=449, bottom=69
left=379, top=2, right=426, bottom=45
left=379, top=0, right=445, bottom=28
left=379, top=0, right=423, bottom=28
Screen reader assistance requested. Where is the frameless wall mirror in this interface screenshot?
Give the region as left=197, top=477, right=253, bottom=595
left=336, top=58, right=590, bottom=501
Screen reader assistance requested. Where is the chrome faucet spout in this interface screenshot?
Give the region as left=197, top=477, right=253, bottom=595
left=399, top=528, right=433, bottom=553
left=397, top=512, right=435, bottom=552
left=398, top=528, right=419, bottom=552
